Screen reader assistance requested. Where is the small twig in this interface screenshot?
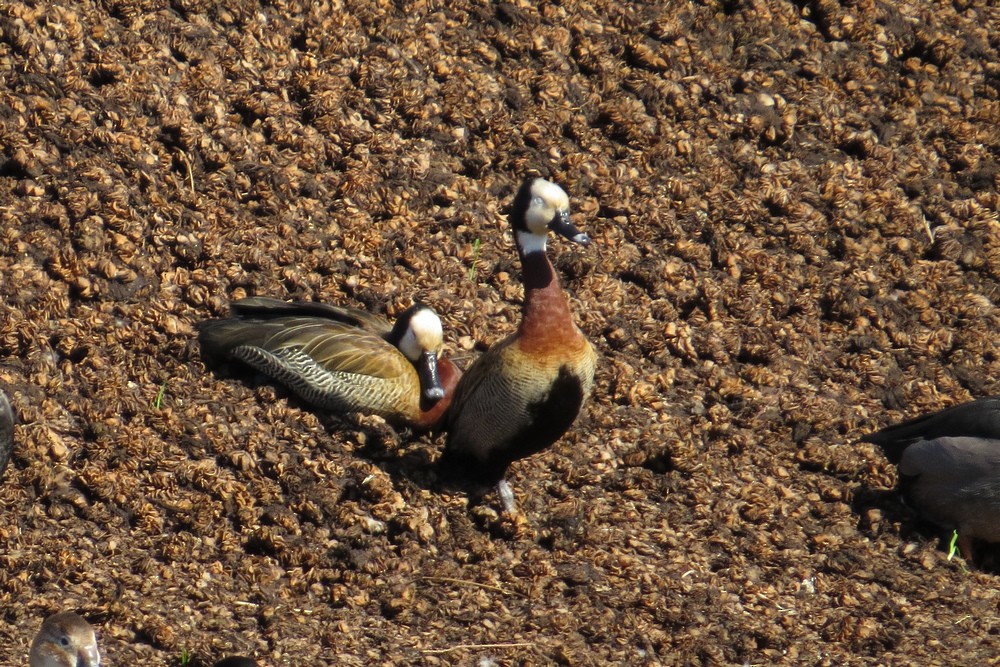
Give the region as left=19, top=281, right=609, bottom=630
left=178, top=151, right=196, bottom=195
left=422, top=642, right=533, bottom=655
left=920, top=210, right=934, bottom=243
left=231, top=600, right=316, bottom=614
left=419, top=575, right=511, bottom=596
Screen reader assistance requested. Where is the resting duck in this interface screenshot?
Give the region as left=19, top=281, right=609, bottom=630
left=862, top=396, right=1000, bottom=559
left=199, top=297, right=461, bottom=430
left=440, top=177, right=597, bottom=511
left=30, top=611, right=101, bottom=667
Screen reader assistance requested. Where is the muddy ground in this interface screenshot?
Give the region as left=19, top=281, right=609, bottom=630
left=1, top=0, right=999, bottom=665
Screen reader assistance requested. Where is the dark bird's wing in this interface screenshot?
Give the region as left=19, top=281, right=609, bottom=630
left=862, top=397, right=1000, bottom=464
left=198, top=316, right=415, bottom=414
left=229, top=297, right=392, bottom=335
left=898, top=436, right=1000, bottom=482
left=199, top=317, right=410, bottom=380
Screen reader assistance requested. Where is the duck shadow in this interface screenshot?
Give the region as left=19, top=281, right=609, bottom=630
left=852, top=483, right=1000, bottom=573
left=201, top=357, right=450, bottom=495
left=314, top=410, right=444, bottom=490
left=309, top=406, right=500, bottom=520
left=852, top=484, right=928, bottom=543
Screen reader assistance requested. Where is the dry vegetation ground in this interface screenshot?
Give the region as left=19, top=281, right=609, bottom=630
left=1, top=0, right=999, bottom=665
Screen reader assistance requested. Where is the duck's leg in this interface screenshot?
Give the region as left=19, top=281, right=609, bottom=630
left=956, top=532, right=976, bottom=562
left=496, top=479, right=517, bottom=514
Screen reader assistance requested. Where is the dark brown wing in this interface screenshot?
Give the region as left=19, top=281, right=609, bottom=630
left=228, top=297, right=393, bottom=336
left=862, top=397, right=1000, bottom=464
left=200, top=316, right=410, bottom=380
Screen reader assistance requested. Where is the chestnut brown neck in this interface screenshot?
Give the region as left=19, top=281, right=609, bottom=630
left=517, top=250, right=577, bottom=349
left=417, top=357, right=461, bottom=430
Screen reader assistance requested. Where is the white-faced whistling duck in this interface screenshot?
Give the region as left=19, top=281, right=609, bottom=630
left=198, top=297, right=461, bottom=430
left=440, top=177, right=597, bottom=512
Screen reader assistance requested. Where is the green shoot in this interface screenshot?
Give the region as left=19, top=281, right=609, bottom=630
left=153, top=381, right=168, bottom=410
left=179, top=648, right=190, bottom=666
left=467, top=238, right=481, bottom=281
left=947, top=530, right=959, bottom=561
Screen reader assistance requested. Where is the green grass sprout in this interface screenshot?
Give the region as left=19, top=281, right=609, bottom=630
left=153, top=381, right=168, bottom=410
left=467, top=238, right=481, bottom=281
left=947, top=530, right=959, bottom=561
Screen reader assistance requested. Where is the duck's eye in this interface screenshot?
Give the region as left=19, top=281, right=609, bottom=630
left=59, top=635, right=70, bottom=647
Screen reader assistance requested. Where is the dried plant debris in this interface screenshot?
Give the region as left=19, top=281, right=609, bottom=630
left=0, top=0, right=999, bottom=665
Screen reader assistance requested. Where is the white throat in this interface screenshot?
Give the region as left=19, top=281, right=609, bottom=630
left=516, top=230, right=548, bottom=255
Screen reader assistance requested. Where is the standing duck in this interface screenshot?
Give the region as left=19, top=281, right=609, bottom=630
left=199, top=297, right=461, bottom=430
left=30, top=611, right=101, bottom=667
left=862, top=396, right=1000, bottom=559
left=440, top=177, right=597, bottom=511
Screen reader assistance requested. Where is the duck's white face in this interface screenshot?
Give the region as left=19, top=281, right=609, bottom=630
left=516, top=178, right=589, bottom=254
left=523, top=178, right=570, bottom=237
left=398, top=307, right=444, bottom=362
